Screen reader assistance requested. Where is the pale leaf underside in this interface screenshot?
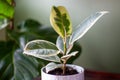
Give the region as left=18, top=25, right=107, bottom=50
left=56, top=36, right=64, bottom=53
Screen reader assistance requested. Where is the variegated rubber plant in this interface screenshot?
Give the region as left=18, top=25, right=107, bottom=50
left=23, top=6, right=108, bottom=74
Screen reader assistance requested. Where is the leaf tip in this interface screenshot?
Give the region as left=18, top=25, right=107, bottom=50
left=99, top=11, right=109, bottom=14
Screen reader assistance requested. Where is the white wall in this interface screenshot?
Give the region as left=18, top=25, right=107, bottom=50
left=15, top=0, right=120, bottom=73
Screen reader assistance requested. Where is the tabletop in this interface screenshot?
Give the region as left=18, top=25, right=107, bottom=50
left=34, top=69, right=120, bottom=80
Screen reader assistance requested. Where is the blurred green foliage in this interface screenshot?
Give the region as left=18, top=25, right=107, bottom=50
left=0, top=1, right=81, bottom=80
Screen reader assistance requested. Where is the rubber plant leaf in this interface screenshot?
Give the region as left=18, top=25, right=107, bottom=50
left=56, top=36, right=72, bottom=54
left=56, top=36, right=64, bottom=53
left=70, top=11, right=108, bottom=44
left=50, top=6, right=72, bottom=38
left=61, top=51, right=78, bottom=61
left=24, top=40, right=60, bottom=62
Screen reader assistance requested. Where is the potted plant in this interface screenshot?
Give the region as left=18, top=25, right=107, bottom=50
left=23, top=6, right=108, bottom=80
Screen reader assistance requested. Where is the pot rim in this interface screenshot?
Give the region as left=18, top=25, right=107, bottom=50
left=41, top=64, right=84, bottom=76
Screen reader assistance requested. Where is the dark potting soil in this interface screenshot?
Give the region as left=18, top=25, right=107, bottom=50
left=47, top=66, right=78, bottom=75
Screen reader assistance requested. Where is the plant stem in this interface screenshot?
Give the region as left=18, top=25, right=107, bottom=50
left=62, top=36, right=67, bottom=74
left=62, top=60, right=66, bottom=74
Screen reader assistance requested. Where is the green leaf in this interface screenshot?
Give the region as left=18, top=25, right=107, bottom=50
left=0, top=41, right=40, bottom=80
left=24, top=40, right=60, bottom=62
left=70, top=11, right=108, bottom=44
left=0, top=18, right=9, bottom=30
left=14, top=49, right=39, bottom=80
left=0, top=0, right=14, bottom=19
left=0, top=41, right=14, bottom=80
left=0, top=0, right=14, bottom=30
left=6, top=0, right=13, bottom=5
left=50, top=6, right=72, bottom=38
left=7, top=19, right=58, bottom=44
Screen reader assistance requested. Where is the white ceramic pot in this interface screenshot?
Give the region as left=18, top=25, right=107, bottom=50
left=41, top=64, right=84, bottom=80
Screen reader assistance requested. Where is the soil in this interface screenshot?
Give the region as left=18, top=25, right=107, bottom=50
left=47, top=66, right=78, bottom=75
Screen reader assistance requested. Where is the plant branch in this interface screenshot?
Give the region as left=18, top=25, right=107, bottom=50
left=11, top=0, right=16, bottom=6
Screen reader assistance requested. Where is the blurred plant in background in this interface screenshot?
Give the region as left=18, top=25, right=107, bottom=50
left=0, top=0, right=81, bottom=80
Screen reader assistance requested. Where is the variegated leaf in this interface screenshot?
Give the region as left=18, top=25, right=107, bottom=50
left=70, top=11, right=108, bottom=44
left=56, top=36, right=64, bottom=53
left=61, top=51, right=78, bottom=61
left=50, top=6, right=72, bottom=38
left=24, top=40, right=60, bottom=62
left=45, top=62, right=58, bottom=73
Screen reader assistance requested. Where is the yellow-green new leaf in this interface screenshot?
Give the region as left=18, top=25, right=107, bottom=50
left=50, top=6, right=72, bottom=38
